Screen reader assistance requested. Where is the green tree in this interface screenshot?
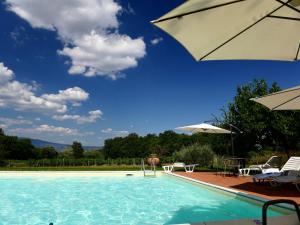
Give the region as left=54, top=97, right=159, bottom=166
left=72, top=141, right=84, bottom=159
left=0, top=128, right=4, bottom=136
left=84, top=150, right=104, bottom=159
left=158, top=130, right=183, bottom=155
left=222, top=79, right=300, bottom=156
left=58, top=148, right=73, bottom=159
left=173, top=144, right=215, bottom=167
left=33, top=147, right=58, bottom=159
left=0, top=136, right=34, bottom=160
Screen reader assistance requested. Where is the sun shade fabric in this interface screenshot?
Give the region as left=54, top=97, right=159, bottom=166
left=152, top=0, right=300, bottom=61
left=251, top=85, right=300, bottom=110
left=176, top=123, right=231, bottom=133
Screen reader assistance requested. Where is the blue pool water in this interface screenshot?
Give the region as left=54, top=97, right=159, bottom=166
left=0, top=174, right=290, bottom=225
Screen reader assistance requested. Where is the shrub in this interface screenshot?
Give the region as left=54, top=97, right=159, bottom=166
left=247, top=149, right=286, bottom=167
left=173, top=144, right=215, bottom=167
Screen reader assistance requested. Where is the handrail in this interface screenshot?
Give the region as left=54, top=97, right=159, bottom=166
left=141, top=159, right=145, bottom=176
left=262, top=199, right=300, bottom=225
left=141, top=158, right=156, bottom=177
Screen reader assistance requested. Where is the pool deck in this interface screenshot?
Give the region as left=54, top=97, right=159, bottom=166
left=192, top=214, right=300, bottom=225
left=175, top=172, right=300, bottom=204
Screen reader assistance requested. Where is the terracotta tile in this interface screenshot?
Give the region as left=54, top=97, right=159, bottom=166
left=175, top=172, right=300, bottom=204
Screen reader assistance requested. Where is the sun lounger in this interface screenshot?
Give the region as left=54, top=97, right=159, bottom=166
left=239, top=156, right=281, bottom=176
left=271, top=170, right=300, bottom=191
left=162, top=164, right=173, bottom=173
left=162, top=162, right=198, bottom=173
left=253, top=157, right=300, bottom=182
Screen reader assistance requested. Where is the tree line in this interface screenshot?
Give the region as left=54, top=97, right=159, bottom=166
left=103, top=79, right=300, bottom=159
left=0, top=129, right=103, bottom=165
left=102, top=131, right=229, bottom=159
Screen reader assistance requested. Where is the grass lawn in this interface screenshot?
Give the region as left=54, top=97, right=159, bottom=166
left=0, top=165, right=147, bottom=171
left=0, top=166, right=216, bottom=171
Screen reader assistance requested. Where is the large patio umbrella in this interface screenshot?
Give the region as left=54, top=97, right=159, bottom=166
left=176, top=123, right=231, bottom=134
left=251, top=85, right=300, bottom=110
left=176, top=123, right=237, bottom=155
left=152, top=0, right=300, bottom=61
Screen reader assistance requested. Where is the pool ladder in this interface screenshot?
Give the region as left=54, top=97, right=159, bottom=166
left=141, top=159, right=156, bottom=177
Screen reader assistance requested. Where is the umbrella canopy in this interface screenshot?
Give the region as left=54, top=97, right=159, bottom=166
left=152, top=0, right=300, bottom=61
left=176, top=123, right=231, bottom=134
left=251, top=85, right=300, bottom=110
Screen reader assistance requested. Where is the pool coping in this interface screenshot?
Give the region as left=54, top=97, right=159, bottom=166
left=165, top=172, right=297, bottom=212
left=0, top=170, right=163, bottom=177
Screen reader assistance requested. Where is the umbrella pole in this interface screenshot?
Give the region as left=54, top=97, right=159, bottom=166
left=230, top=126, right=234, bottom=157
left=295, top=43, right=300, bottom=61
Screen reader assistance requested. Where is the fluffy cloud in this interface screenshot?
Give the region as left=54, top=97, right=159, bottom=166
left=41, top=87, right=89, bottom=105
left=0, top=124, right=8, bottom=129
left=0, top=62, right=89, bottom=114
left=101, top=128, right=129, bottom=137
left=0, top=116, right=32, bottom=127
left=10, top=124, right=94, bottom=136
left=58, top=32, right=145, bottom=79
left=0, top=62, right=14, bottom=83
left=150, top=37, right=163, bottom=45
left=53, top=110, right=102, bottom=124
left=6, top=0, right=146, bottom=79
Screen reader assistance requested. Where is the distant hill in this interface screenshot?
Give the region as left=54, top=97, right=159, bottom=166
left=25, top=138, right=101, bottom=152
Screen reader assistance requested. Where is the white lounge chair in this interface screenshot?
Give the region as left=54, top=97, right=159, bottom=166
left=239, top=156, right=281, bottom=176
left=162, top=162, right=198, bottom=173
left=253, top=157, right=300, bottom=182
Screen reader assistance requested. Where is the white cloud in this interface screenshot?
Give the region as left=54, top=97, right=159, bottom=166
left=101, top=128, right=129, bottom=137
left=58, top=32, right=145, bottom=79
left=6, top=0, right=146, bottom=79
left=150, top=37, right=163, bottom=45
left=53, top=110, right=102, bottom=124
left=0, top=62, right=14, bottom=83
left=10, top=124, right=94, bottom=136
left=0, top=62, right=89, bottom=114
left=41, top=87, right=89, bottom=104
left=0, top=124, right=8, bottom=129
left=36, top=124, right=77, bottom=135
left=0, top=116, right=32, bottom=127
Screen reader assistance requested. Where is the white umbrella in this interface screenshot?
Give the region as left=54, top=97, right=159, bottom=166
left=176, top=123, right=231, bottom=134
left=152, top=0, right=300, bottom=61
left=176, top=123, right=239, bottom=155
left=251, top=85, right=300, bottom=110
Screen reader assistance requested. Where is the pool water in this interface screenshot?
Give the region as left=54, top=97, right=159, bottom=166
left=0, top=174, right=290, bottom=225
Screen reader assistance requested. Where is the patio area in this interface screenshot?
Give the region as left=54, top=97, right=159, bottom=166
left=175, top=172, right=300, bottom=204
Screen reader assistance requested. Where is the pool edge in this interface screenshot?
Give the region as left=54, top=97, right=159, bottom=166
left=165, top=172, right=297, bottom=212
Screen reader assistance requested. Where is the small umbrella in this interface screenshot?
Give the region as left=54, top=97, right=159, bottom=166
left=152, top=0, right=300, bottom=61
left=176, top=123, right=237, bottom=155
left=251, top=85, right=300, bottom=110
left=176, top=123, right=231, bottom=134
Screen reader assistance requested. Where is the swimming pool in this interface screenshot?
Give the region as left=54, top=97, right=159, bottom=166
left=0, top=172, right=292, bottom=225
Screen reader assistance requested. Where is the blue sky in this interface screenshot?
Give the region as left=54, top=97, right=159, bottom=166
left=0, top=0, right=299, bottom=146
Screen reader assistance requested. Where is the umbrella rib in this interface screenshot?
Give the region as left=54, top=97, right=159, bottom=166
left=251, top=86, right=300, bottom=100
left=267, top=15, right=300, bottom=21
left=152, top=0, right=245, bottom=24
left=275, top=0, right=300, bottom=13
left=271, top=94, right=300, bottom=110
left=199, top=0, right=293, bottom=61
